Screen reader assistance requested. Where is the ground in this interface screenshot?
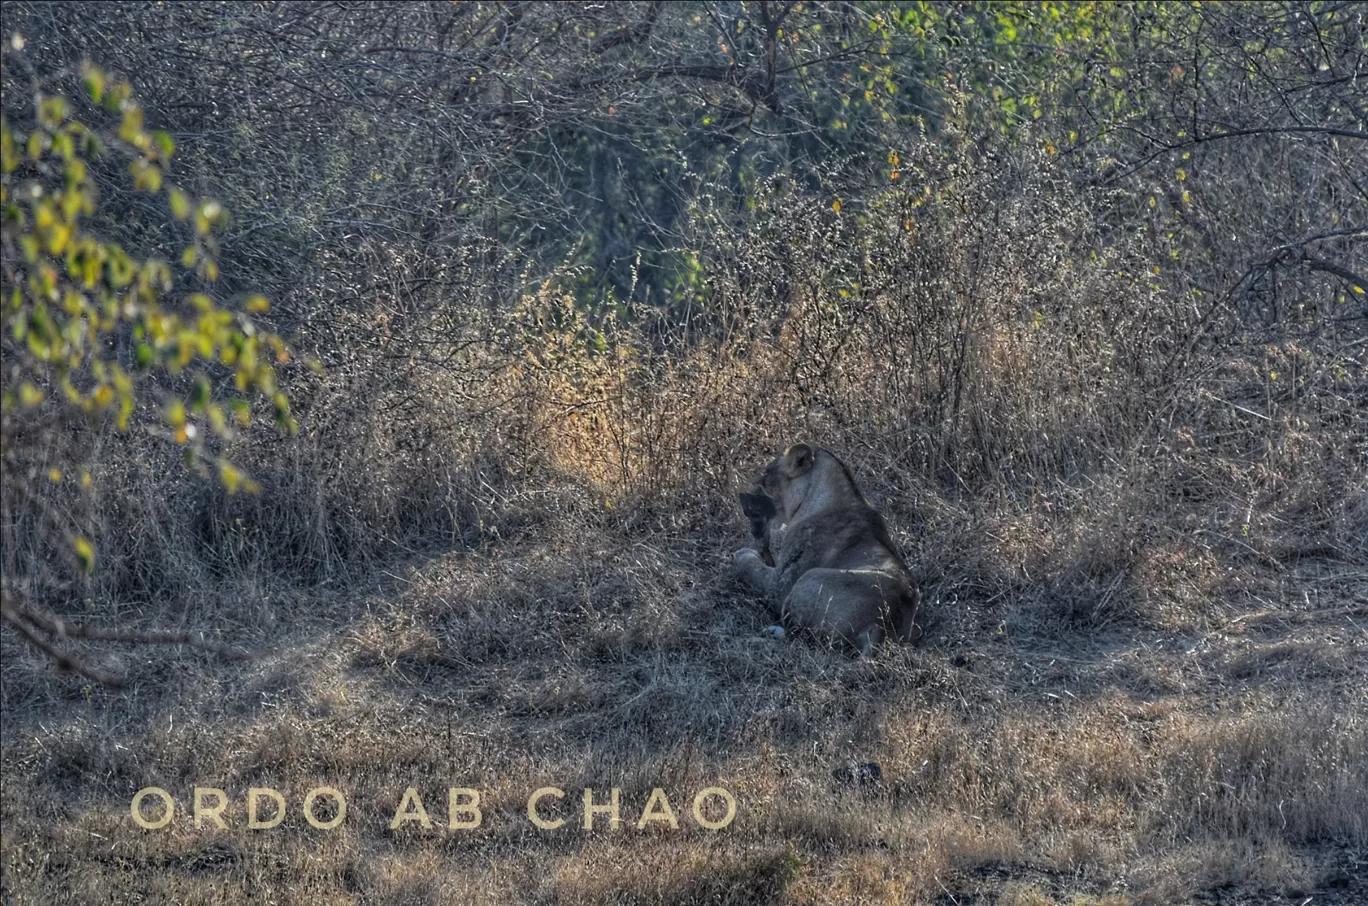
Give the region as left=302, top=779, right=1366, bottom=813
left=2, top=501, right=1365, bottom=905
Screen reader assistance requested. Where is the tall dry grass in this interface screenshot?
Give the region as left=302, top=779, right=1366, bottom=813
left=3, top=125, right=1365, bottom=905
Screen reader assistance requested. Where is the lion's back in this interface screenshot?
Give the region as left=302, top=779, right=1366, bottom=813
left=801, top=503, right=905, bottom=572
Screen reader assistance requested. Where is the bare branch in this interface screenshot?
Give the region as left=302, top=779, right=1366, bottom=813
left=1303, top=255, right=1368, bottom=291
left=1, top=589, right=253, bottom=687
left=1, top=594, right=126, bottom=686
left=590, top=1, right=664, bottom=55
left=19, top=605, right=254, bottom=661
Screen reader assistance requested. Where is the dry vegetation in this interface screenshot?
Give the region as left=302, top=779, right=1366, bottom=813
left=3, top=2, right=1367, bottom=904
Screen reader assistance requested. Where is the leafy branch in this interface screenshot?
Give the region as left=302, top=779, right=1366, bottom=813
left=1, top=50, right=304, bottom=682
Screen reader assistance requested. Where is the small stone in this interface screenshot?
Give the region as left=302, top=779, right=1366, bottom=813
left=832, top=762, right=882, bottom=785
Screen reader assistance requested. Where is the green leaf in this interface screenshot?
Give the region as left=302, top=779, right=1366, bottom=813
left=118, top=105, right=145, bottom=144
left=169, top=189, right=190, bottom=220
left=38, top=96, right=69, bottom=128
left=1, top=125, right=19, bottom=173
left=152, top=130, right=175, bottom=160
left=82, top=65, right=105, bottom=105
left=19, top=382, right=45, bottom=406
left=206, top=403, right=228, bottom=437
left=219, top=463, right=243, bottom=494
left=130, top=159, right=162, bottom=193
left=74, top=536, right=96, bottom=573
left=189, top=374, right=211, bottom=411
left=228, top=399, right=252, bottom=428
left=272, top=392, right=291, bottom=428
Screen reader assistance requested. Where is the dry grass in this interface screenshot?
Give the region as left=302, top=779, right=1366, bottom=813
left=3, top=439, right=1364, bottom=904
left=4, top=141, right=1367, bottom=905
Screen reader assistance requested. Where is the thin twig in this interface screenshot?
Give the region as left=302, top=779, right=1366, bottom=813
left=1, top=589, right=253, bottom=687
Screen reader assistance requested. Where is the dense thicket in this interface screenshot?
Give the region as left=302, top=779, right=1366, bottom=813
left=2, top=1, right=1364, bottom=664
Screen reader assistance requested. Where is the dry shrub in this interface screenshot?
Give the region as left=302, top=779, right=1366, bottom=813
left=5, top=107, right=1361, bottom=650
left=1150, top=707, right=1368, bottom=845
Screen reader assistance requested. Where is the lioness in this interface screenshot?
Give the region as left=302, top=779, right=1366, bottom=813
left=734, top=444, right=923, bottom=656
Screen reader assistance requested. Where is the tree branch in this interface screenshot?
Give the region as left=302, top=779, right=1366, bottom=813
left=621, top=63, right=784, bottom=114
left=1, top=594, right=126, bottom=686
left=1106, top=124, right=1368, bottom=185
left=1, top=589, right=253, bottom=687
left=1303, top=254, right=1368, bottom=291
left=590, top=1, right=665, bottom=55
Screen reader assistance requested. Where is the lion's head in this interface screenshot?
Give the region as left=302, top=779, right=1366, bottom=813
left=755, top=443, right=859, bottom=521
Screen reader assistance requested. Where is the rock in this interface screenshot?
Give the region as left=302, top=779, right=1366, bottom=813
left=832, top=762, right=882, bottom=785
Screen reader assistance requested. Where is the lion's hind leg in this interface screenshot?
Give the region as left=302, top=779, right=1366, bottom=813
left=782, top=568, right=891, bottom=654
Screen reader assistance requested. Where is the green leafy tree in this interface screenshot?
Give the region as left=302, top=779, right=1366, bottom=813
left=1, top=49, right=300, bottom=683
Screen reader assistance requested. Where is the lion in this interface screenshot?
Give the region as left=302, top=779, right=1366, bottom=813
left=734, top=443, right=923, bottom=656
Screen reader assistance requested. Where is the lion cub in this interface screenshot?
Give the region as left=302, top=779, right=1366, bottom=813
left=734, top=444, right=923, bottom=656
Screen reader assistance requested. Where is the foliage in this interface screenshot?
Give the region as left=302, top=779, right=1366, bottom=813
left=1, top=56, right=298, bottom=504
left=1, top=49, right=300, bottom=682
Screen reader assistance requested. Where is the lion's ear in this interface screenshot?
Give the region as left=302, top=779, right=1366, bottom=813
left=784, top=444, right=815, bottom=477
